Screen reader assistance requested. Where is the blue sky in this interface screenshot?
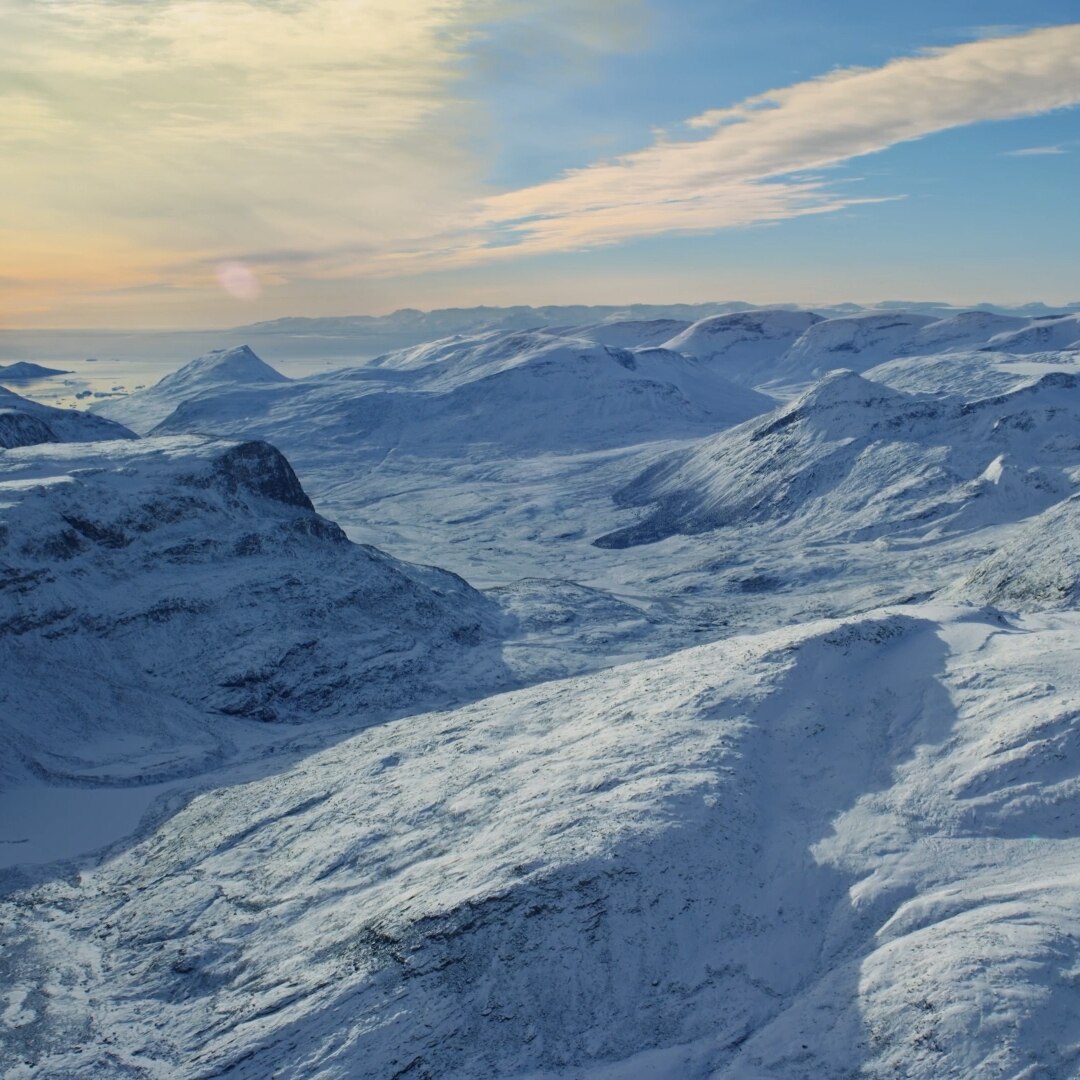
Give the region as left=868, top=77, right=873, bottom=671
left=1, top=1, right=1077, bottom=326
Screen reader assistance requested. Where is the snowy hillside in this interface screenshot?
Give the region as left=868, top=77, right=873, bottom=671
left=9, top=603, right=1080, bottom=1079
left=98, top=345, right=291, bottom=431
left=0, top=362, right=71, bottom=381
left=595, top=368, right=1079, bottom=548
left=905, top=309, right=1029, bottom=353
left=983, top=313, right=1080, bottom=353
left=951, top=494, right=1080, bottom=609
left=0, top=385, right=136, bottom=448
left=772, top=311, right=938, bottom=380
left=660, top=309, right=823, bottom=385
left=0, top=436, right=508, bottom=791
left=559, top=317, right=692, bottom=349
left=863, top=350, right=1029, bottom=397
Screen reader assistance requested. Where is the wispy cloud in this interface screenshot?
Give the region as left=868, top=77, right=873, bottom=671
left=382, top=23, right=1080, bottom=271
left=1003, top=144, right=1068, bottom=156
left=2, top=10, right=1079, bottom=324
left=0, top=0, right=643, bottom=322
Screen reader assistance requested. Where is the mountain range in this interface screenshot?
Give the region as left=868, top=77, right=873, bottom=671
left=5, top=302, right=1080, bottom=1078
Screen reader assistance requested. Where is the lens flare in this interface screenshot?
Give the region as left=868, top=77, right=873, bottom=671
left=215, top=261, right=261, bottom=300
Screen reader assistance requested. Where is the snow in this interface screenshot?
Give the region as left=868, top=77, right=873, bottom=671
left=8, top=604, right=1080, bottom=1078
left=594, top=368, right=1080, bottom=549
left=98, top=345, right=291, bottom=431
left=773, top=312, right=938, bottom=380
left=7, top=304, right=1080, bottom=1077
left=101, top=332, right=775, bottom=453
left=984, top=313, right=1080, bottom=354
left=558, top=317, right=693, bottom=349
left=905, top=310, right=1030, bottom=353
left=660, top=309, right=823, bottom=385
left=0, top=435, right=511, bottom=792
left=950, top=494, right=1080, bottom=609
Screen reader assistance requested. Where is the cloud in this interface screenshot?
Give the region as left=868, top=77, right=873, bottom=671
left=0, top=0, right=649, bottom=323
left=1004, top=145, right=1068, bottom=156
left=2, top=11, right=1078, bottom=325
left=384, top=23, right=1080, bottom=271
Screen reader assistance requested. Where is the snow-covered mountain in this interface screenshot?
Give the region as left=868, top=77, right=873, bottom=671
left=982, top=313, right=1080, bottom=353
left=99, top=344, right=291, bottom=431
left=660, top=309, right=823, bottom=384
left=0, top=361, right=71, bottom=381
left=772, top=311, right=939, bottom=381
left=862, top=350, right=1029, bottom=397
left=0, top=384, right=136, bottom=448
left=0, top=436, right=508, bottom=791
left=104, top=333, right=774, bottom=453
left=595, top=368, right=1079, bottom=548
left=904, top=309, right=1028, bottom=353
left=951, top=494, right=1080, bottom=609
left=559, top=317, right=692, bottom=349
left=16, top=301, right=1080, bottom=1080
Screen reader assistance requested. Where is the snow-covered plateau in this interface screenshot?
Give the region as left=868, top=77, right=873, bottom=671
left=5, top=303, right=1080, bottom=1078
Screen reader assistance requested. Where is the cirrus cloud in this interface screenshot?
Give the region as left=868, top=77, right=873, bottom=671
left=2, top=11, right=1079, bottom=324
left=379, top=23, right=1080, bottom=272
left=0, top=0, right=645, bottom=323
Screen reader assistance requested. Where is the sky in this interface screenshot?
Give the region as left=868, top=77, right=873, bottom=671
left=1, top=1, right=1079, bottom=328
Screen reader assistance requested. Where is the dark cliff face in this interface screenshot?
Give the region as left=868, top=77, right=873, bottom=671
left=198, top=440, right=316, bottom=511
left=0, top=410, right=57, bottom=449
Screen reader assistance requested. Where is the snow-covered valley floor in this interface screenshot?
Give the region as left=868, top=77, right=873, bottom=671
left=5, top=307, right=1080, bottom=1077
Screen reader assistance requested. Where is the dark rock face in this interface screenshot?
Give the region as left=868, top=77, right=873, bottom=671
left=204, top=440, right=316, bottom=510
left=0, top=410, right=57, bottom=449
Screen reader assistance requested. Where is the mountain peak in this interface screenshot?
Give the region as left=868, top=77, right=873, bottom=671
left=790, top=368, right=904, bottom=411
left=157, top=345, right=289, bottom=391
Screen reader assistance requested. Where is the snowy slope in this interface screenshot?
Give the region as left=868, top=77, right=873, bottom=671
left=660, top=309, right=823, bottom=385
left=904, top=310, right=1029, bottom=354
left=951, top=494, right=1080, bottom=609
left=595, top=369, right=1080, bottom=548
left=8, top=604, right=1080, bottom=1079
left=984, top=313, right=1080, bottom=354
left=560, top=317, right=692, bottom=349
left=864, top=350, right=1030, bottom=397
left=774, top=311, right=938, bottom=380
left=16, top=307, right=1080, bottom=1080
left=125, top=333, right=775, bottom=454
left=0, top=385, right=136, bottom=448
left=0, top=436, right=508, bottom=790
